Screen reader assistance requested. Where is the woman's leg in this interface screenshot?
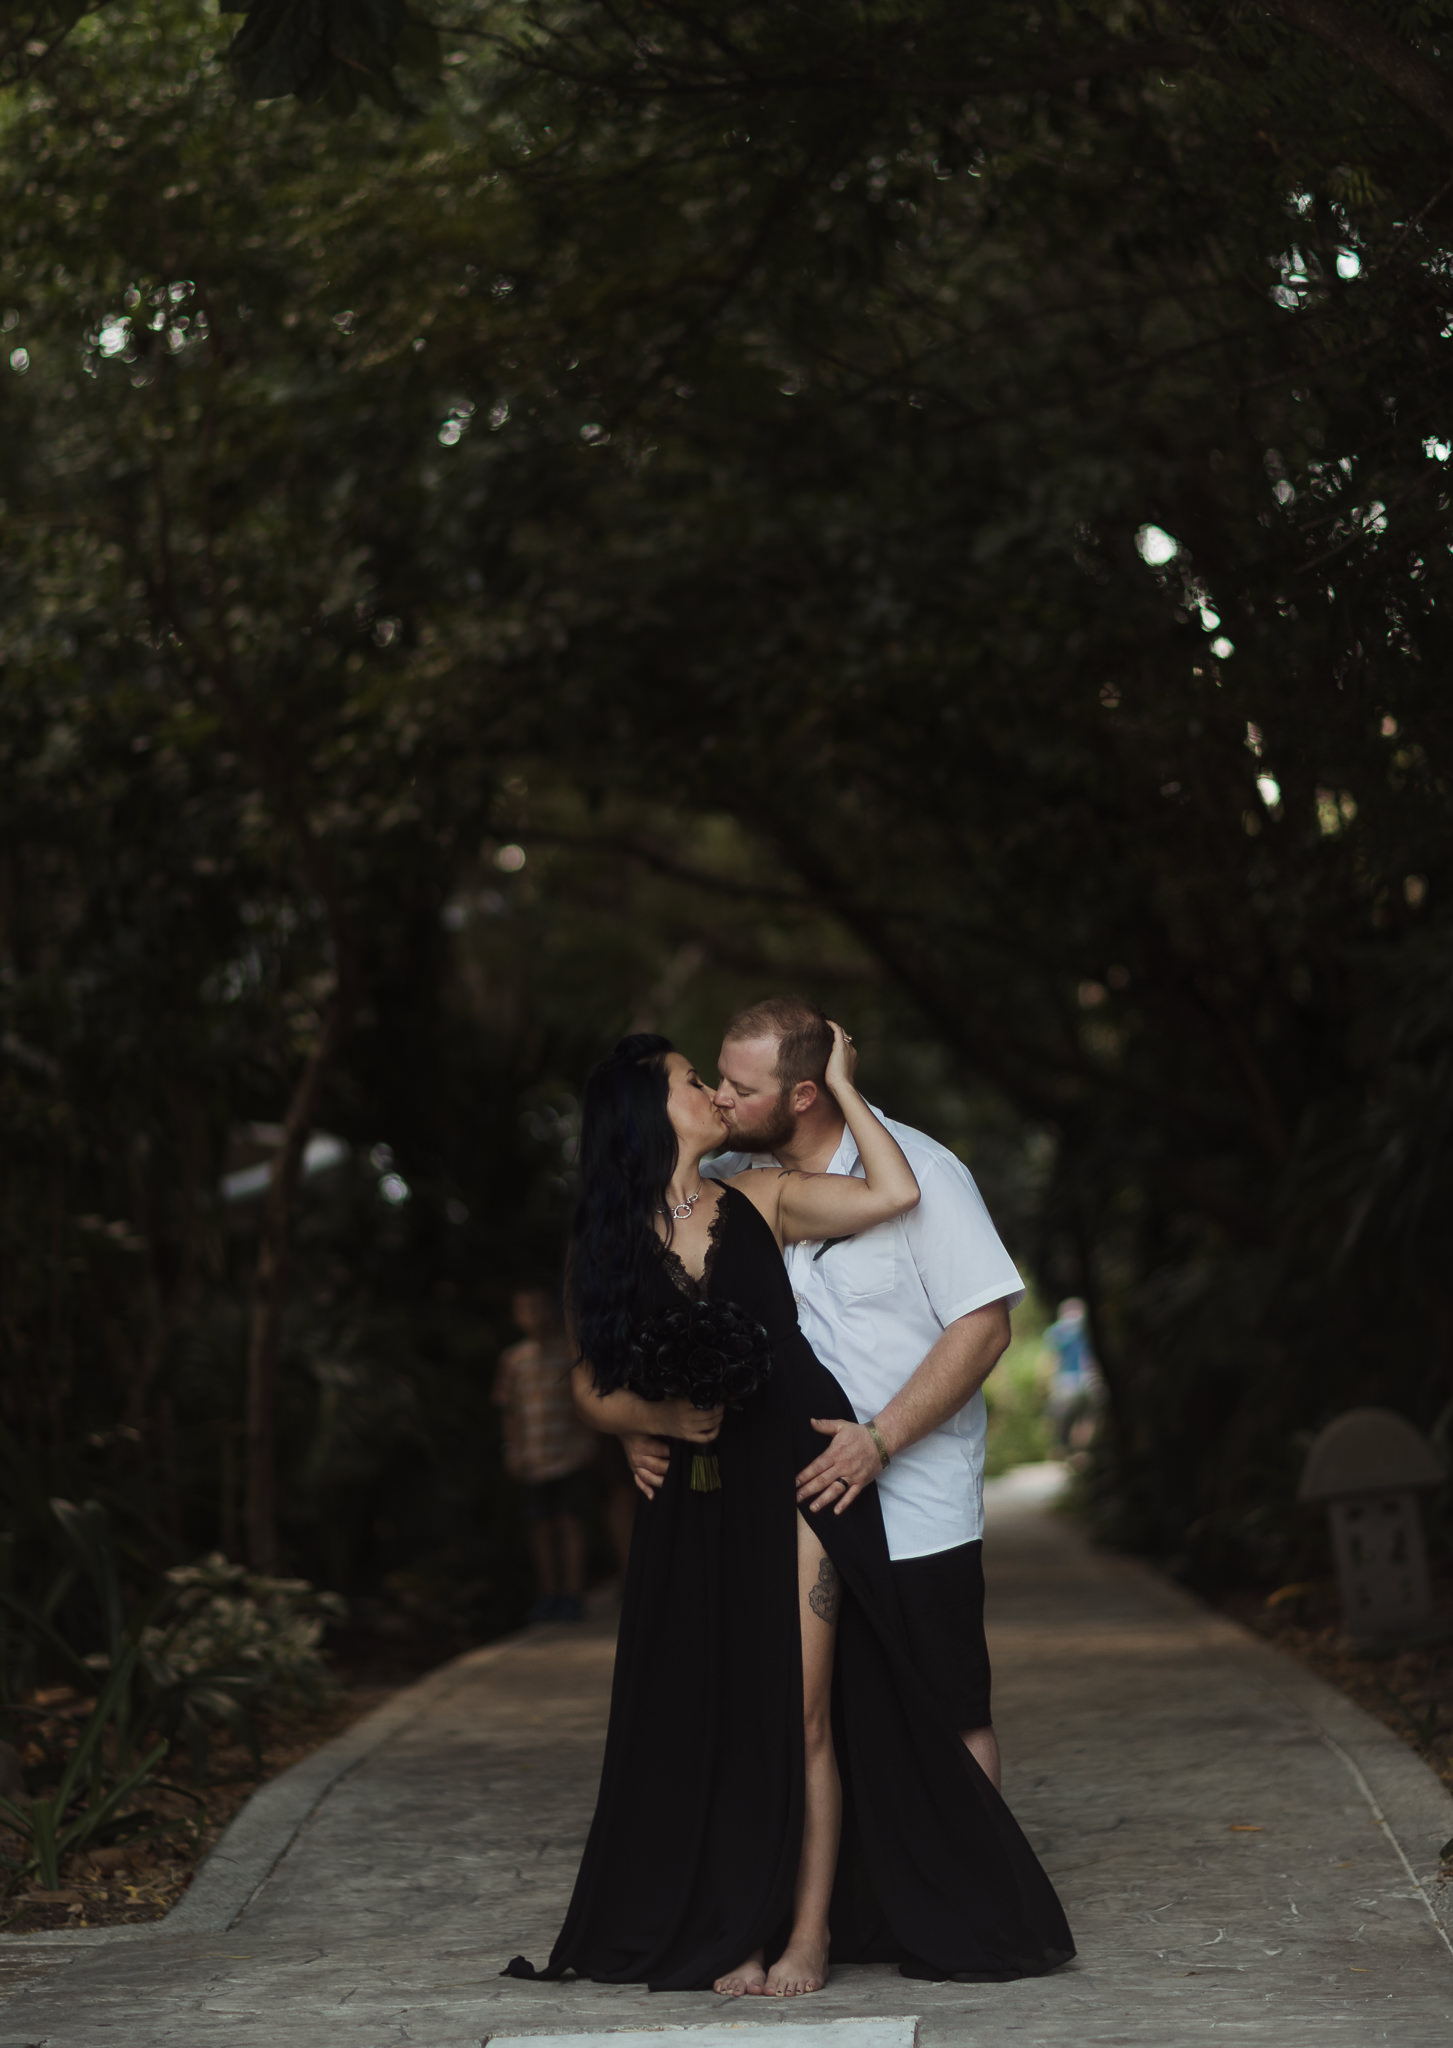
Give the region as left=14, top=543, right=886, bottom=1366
left=765, top=1511, right=841, bottom=1996
left=715, top=1512, right=842, bottom=1997
left=962, top=1723, right=1001, bottom=1788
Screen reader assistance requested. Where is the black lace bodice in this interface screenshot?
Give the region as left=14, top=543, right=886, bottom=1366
left=648, top=1190, right=732, bottom=1302
left=643, top=1184, right=805, bottom=1360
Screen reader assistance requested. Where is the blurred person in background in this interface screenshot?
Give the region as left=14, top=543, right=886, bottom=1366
left=1041, top=1297, right=1102, bottom=1455
left=494, top=1286, right=597, bottom=1623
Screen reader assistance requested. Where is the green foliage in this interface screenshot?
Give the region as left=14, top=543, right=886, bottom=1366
left=0, top=0, right=441, bottom=107
left=3, top=0, right=1453, bottom=1605
left=142, top=1556, right=343, bottom=1708
left=0, top=1504, right=181, bottom=1891
left=983, top=1299, right=1055, bottom=1481
left=473, top=0, right=1453, bottom=1582
left=223, top=0, right=439, bottom=113
left=0, top=1644, right=171, bottom=1893
left=0, top=1495, right=355, bottom=1889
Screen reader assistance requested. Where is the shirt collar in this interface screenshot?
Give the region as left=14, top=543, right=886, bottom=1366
left=826, top=1118, right=859, bottom=1175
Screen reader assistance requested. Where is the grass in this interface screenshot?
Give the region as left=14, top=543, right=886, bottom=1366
left=983, top=1291, right=1056, bottom=1478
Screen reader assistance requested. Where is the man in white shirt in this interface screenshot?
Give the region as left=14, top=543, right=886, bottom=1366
left=623, top=995, right=1021, bottom=1789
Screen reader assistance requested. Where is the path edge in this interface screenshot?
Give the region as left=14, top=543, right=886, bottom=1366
left=1091, top=1547, right=1453, bottom=1942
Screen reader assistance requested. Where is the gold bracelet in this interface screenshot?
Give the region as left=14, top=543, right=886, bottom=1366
left=866, top=1420, right=891, bottom=1469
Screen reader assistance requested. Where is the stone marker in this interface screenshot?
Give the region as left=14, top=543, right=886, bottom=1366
left=1299, top=1406, right=1445, bottom=1648
left=483, top=2023, right=918, bottom=2048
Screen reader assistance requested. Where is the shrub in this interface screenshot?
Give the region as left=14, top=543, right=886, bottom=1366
left=142, top=1557, right=346, bottom=1710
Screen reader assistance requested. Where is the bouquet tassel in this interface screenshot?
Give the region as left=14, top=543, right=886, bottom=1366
left=690, top=1452, right=722, bottom=1494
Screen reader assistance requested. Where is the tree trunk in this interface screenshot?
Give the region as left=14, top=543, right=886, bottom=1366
left=243, top=982, right=354, bottom=1573
left=144, top=468, right=365, bottom=1573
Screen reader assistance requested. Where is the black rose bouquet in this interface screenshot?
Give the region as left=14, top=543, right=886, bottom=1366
left=624, top=1299, right=772, bottom=1491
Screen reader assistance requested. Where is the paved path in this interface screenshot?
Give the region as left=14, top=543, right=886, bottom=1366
left=3, top=1466, right=1451, bottom=2048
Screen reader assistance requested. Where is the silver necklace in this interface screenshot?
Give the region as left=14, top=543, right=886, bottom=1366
left=660, top=1186, right=703, bottom=1222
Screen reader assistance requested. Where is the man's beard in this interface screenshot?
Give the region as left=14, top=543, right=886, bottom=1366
left=720, top=1087, right=796, bottom=1157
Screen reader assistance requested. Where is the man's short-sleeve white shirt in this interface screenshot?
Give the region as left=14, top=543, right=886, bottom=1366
left=710, top=1113, right=1024, bottom=1560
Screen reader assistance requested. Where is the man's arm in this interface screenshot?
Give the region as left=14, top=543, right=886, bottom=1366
left=573, top=1364, right=713, bottom=1501
left=795, top=1298, right=1012, bottom=1514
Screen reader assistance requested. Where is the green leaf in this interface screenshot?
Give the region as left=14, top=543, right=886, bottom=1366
left=227, top=0, right=328, bottom=101
left=0, top=1588, right=98, bottom=1698
left=55, top=1741, right=168, bottom=1861
left=26, top=1799, right=60, bottom=1893
left=50, top=1500, right=125, bottom=1666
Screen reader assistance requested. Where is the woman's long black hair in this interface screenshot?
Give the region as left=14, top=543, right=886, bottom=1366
left=566, top=1033, right=679, bottom=1393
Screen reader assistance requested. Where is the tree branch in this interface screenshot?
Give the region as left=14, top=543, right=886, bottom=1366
left=855, top=41, right=1204, bottom=101
left=503, top=36, right=1203, bottom=104
left=522, top=826, right=816, bottom=907
left=1255, top=0, right=1453, bottom=142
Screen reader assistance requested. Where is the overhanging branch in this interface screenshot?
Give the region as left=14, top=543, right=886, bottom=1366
left=1255, top=0, right=1453, bottom=142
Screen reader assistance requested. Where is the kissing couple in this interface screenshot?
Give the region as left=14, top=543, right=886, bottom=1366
left=505, top=996, right=1073, bottom=1994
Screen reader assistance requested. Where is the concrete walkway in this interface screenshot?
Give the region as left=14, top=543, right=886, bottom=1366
left=3, top=1465, right=1451, bottom=2048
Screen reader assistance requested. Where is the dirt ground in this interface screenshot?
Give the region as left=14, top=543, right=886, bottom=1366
left=0, top=1594, right=502, bottom=1939
left=0, top=1683, right=401, bottom=1936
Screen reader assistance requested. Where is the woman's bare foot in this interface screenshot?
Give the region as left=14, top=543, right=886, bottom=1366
left=765, top=1935, right=829, bottom=1995
left=713, top=1951, right=767, bottom=1996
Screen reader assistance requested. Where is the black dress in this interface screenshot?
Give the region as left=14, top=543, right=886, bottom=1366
left=504, top=1186, right=1074, bottom=1990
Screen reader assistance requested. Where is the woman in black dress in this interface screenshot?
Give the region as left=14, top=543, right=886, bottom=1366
left=503, top=1027, right=1073, bottom=1997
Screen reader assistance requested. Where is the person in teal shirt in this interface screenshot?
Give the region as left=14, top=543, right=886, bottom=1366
left=1042, top=1297, right=1101, bottom=1452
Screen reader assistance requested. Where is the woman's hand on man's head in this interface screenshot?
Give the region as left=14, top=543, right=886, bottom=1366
left=822, top=1019, right=858, bottom=1099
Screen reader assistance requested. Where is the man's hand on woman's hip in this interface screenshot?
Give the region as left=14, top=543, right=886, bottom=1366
left=796, top=1417, right=890, bottom=1515
left=622, top=1431, right=672, bottom=1499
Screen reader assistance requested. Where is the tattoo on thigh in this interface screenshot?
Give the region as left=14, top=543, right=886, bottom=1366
left=807, top=1554, right=840, bottom=1625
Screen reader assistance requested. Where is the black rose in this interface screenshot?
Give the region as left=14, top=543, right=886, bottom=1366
left=624, top=1298, right=772, bottom=1409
